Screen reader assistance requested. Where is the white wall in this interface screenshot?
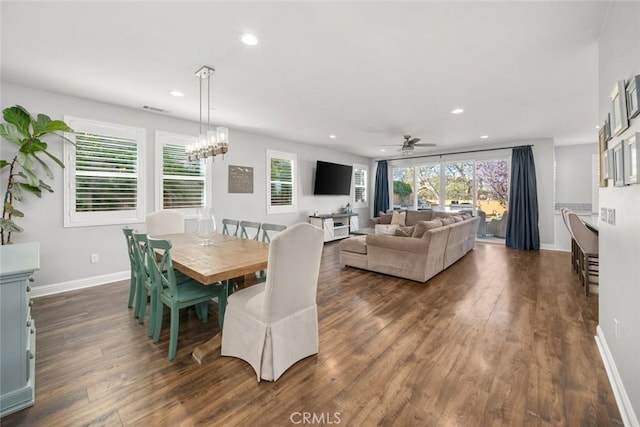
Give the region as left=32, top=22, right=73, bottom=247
left=386, top=138, right=556, bottom=246
left=597, top=1, right=640, bottom=424
left=0, top=83, right=371, bottom=288
left=555, top=143, right=597, bottom=206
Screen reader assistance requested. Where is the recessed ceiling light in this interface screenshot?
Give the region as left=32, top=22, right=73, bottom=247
left=241, top=33, right=258, bottom=46
left=329, top=134, right=336, bottom=139
left=169, top=90, right=184, bottom=97
left=451, top=108, right=464, bottom=114
left=480, top=135, right=489, bottom=139
left=595, top=125, right=600, bottom=129
left=380, top=148, right=386, bottom=152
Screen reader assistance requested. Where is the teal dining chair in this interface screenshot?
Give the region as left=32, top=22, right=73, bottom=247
left=222, top=219, right=240, bottom=237
left=122, top=228, right=138, bottom=311
left=146, top=237, right=228, bottom=360
left=239, top=221, right=261, bottom=240
left=260, top=223, right=286, bottom=243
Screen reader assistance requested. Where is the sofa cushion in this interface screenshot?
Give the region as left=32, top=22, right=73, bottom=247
left=339, top=236, right=367, bottom=254
left=452, top=215, right=464, bottom=223
left=405, top=210, right=433, bottom=225
left=394, top=225, right=415, bottom=237
left=412, top=219, right=442, bottom=238
left=391, top=210, right=407, bottom=225
left=378, top=213, right=393, bottom=224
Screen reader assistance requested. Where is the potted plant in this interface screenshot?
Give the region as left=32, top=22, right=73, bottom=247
left=0, top=105, right=74, bottom=245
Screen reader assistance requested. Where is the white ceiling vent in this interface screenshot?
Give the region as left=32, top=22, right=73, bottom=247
left=142, top=105, right=168, bottom=114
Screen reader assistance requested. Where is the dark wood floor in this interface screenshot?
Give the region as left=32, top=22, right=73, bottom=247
left=3, top=242, right=621, bottom=426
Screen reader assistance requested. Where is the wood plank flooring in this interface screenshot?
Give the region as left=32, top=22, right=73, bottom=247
left=2, top=242, right=621, bottom=426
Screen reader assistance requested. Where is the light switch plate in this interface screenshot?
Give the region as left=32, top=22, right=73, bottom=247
left=607, top=208, right=615, bottom=225
left=600, top=207, right=607, bottom=222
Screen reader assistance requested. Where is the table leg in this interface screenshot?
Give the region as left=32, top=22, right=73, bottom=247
left=192, top=278, right=235, bottom=364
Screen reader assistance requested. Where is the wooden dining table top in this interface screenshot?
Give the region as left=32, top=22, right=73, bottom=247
left=155, top=233, right=269, bottom=285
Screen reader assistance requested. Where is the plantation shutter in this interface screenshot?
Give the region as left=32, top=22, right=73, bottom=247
left=270, top=158, right=293, bottom=206
left=74, top=132, right=138, bottom=212
left=162, top=144, right=204, bottom=209
left=354, top=167, right=366, bottom=203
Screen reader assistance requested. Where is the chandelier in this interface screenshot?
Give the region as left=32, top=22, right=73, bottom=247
left=186, top=65, right=229, bottom=162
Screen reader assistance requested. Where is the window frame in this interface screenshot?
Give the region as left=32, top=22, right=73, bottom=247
left=352, top=163, right=368, bottom=209
left=266, top=149, right=297, bottom=214
left=154, top=131, right=208, bottom=219
left=63, top=116, right=146, bottom=227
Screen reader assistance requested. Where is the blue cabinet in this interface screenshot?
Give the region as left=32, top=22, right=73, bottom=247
left=0, top=242, right=39, bottom=418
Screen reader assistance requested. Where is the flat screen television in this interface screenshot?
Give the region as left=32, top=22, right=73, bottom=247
left=313, top=161, right=353, bottom=195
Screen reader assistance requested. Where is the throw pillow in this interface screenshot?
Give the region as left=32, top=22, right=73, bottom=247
left=375, top=224, right=398, bottom=235
left=461, top=213, right=472, bottom=220
left=391, top=210, right=406, bottom=226
left=394, top=225, right=415, bottom=237
left=452, top=215, right=464, bottom=223
left=440, top=217, right=455, bottom=225
left=411, top=219, right=443, bottom=238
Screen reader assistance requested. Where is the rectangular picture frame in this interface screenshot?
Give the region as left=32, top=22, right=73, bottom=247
left=613, top=142, right=625, bottom=187
left=611, top=80, right=629, bottom=137
left=624, top=133, right=639, bottom=185
left=604, top=112, right=612, bottom=141
left=598, top=125, right=608, bottom=187
left=602, top=147, right=613, bottom=180
left=627, top=74, right=640, bottom=120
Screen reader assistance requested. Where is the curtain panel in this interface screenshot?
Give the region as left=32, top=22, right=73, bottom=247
left=373, top=160, right=390, bottom=215
left=506, top=146, right=540, bottom=250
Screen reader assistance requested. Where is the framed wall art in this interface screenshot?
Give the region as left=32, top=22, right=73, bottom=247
left=612, top=142, right=625, bottom=187
left=598, top=125, right=608, bottom=187
left=228, top=165, right=254, bottom=193
left=602, top=147, right=613, bottom=180
left=627, top=74, right=640, bottom=120
left=624, top=133, right=639, bottom=185
left=611, top=80, right=629, bottom=137
left=604, top=112, right=612, bottom=141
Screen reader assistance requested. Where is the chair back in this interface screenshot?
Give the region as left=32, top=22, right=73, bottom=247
left=222, top=219, right=240, bottom=237
left=261, top=223, right=287, bottom=242
left=239, top=221, right=261, bottom=240
left=560, top=208, right=574, bottom=236
left=146, top=210, right=185, bottom=236
left=263, top=223, right=324, bottom=322
left=122, top=228, right=137, bottom=265
left=567, top=212, right=598, bottom=254
left=132, top=232, right=150, bottom=280
left=146, top=238, right=180, bottom=297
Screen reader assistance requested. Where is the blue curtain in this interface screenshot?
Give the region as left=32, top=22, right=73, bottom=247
left=374, top=160, right=389, bottom=214
left=506, top=146, right=540, bottom=250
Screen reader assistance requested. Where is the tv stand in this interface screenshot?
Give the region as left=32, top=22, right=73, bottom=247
left=308, top=213, right=358, bottom=242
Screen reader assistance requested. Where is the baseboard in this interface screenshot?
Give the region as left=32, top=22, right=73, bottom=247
left=31, top=271, right=129, bottom=298
left=540, top=243, right=569, bottom=252
left=595, top=325, right=639, bottom=427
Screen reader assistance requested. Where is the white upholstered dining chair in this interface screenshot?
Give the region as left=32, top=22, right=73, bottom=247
left=221, top=222, right=324, bottom=381
left=146, top=210, right=185, bottom=236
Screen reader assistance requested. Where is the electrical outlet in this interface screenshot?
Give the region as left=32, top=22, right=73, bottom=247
left=90, top=254, right=99, bottom=263
left=600, top=207, right=607, bottom=222
left=607, top=208, right=615, bottom=225
left=614, top=318, right=619, bottom=339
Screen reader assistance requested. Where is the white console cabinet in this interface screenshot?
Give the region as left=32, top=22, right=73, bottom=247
left=0, top=242, right=39, bottom=418
left=309, top=213, right=358, bottom=242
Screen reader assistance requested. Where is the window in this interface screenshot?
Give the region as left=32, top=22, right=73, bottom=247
left=155, top=131, right=205, bottom=215
left=267, top=150, right=297, bottom=214
left=64, top=117, right=145, bottom=227
left=392, top=167, right=414, bottom=209
left=391, top=156, right=509, bottom=214
left=352, top=164, right=368, bottom=208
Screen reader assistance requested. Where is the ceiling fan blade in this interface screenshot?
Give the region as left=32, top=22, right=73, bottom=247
left=407, top=137, right=421, bottom=145
left=413, top=143, right=437, bottom=147
left=380, top=144, right=403, bottom=146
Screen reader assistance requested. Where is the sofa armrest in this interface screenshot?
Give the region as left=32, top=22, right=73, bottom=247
left=368, top=217, right=382, bottom=228
left=366, top=234, right=429, bottom=254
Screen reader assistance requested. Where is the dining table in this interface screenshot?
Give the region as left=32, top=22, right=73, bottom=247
left=156, top=232, right=270, bottom=364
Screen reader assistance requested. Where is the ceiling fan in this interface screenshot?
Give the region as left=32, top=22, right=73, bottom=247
left=381, top=135, right=437, bottom=155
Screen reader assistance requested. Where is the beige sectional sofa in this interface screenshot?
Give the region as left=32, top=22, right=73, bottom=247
left=340, top=211, right=480, bottom=282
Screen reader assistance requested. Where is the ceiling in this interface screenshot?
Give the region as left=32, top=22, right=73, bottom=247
left=1, top=1, right=610, bottom=159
